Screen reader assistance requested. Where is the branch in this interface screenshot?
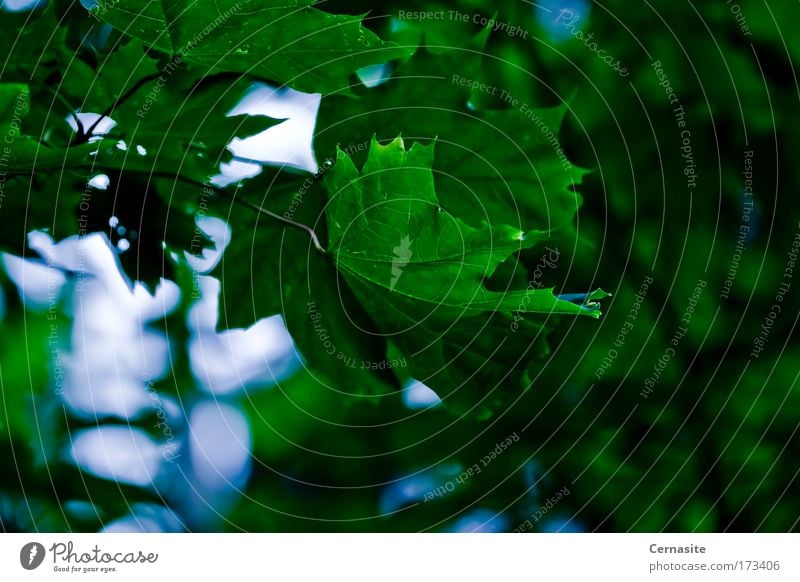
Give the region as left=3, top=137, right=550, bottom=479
left=214, top=187, right=327, bottom=255
left=147, top=172, right=328, bottom=255
left=79, top=72, right=163, bottom=142
left=33, top=80, right=86, bottom=140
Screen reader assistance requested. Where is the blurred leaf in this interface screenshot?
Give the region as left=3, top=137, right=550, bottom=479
left=212, top=172, right=399, bottom=397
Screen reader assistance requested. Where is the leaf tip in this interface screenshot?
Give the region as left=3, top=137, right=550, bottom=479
left=558, top=288, right=611, bottom=317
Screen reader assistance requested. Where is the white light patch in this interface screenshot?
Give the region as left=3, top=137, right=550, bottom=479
left=182, top=215, right=232, bottom=274
left=402, top=379, right=442, bottom=410
left=223, top=83, right=321, bottom=175
left=2, top=0, right=45, bottom=12
left=188, top=401, right=251, bottom=489
left=70, top=426, right=163, bottom=487
left=357, top=63, right=392, bottom=88
left=66, top=112, right=117, bottom=138
left=187, top=277, right=299, bottom=394
left=1, top=253, right=67, bottom=311
left=89, top=174, right=110, bottom=190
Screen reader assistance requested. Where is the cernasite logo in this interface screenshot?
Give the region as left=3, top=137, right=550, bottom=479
left=20, top=542, right=46, bottom=570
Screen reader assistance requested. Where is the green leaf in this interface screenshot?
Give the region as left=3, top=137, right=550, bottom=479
left=3, top=77, right=282, bottom=190
left=314, top=38, right=588, bottom=233
left=0, top=174, right=83, bottom=256
left=60, top=40, right=161, bottom=114
left=0, top=83, right=103, bottom=173
left=112, top=75, right=281, bottom=150
left=0, top=83, right=30, bottom=123
left=97, top=75, right=285, bottom=184
left=0, top=83, right=45, bottom=166
left=93, top=0, right=411, bottom=94
left=0, top=5, right=65, bottom=72
left=0, top=308, right=64, bottom=468
left=212, top=172, right=400, bottom=397
left=323, top=137, right=607, bottom=415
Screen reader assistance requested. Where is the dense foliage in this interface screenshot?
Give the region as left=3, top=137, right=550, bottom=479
left=1, top=0, right=797, bottom=532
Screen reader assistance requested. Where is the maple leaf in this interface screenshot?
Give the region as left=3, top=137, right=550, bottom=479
left=323, top=136, right=607, bottom=416
left=93, top=0, right=410, bottom=94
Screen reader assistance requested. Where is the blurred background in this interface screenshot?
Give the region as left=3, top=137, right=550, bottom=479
left=1, top=0, right=798, bottom=532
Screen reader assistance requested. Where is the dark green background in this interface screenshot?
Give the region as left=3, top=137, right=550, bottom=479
left=1, top=0, right=798, bottom=532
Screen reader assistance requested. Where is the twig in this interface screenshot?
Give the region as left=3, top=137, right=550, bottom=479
left=154, top=173, right=328, bottom=255
left=33, top=80, right=86, bottom=140
left=215, top=188, right=327, bottom=255
left=80, top=72, right=163, bottom=141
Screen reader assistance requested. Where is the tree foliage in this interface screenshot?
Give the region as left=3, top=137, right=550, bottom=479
left=1, top=0, right=605, bottom=417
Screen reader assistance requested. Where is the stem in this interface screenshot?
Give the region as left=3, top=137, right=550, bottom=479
left=157, top=173, right=327, bottom=254
left=33, top=80, right=86, bottom=140
left=80, top=72, right=163, bottom=141
left=228, top=155, right=270, bottom=166
left=215, top=188, right=327, bottom=255
left=23, top=65, right=329, bottom=254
